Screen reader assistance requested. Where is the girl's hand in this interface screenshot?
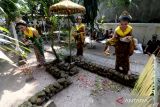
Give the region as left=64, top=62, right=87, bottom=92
left=24, top=40, right=32, bottom=45
left=22, top=38, right=27, bottom=42
left=24, top=41, right=29, bottom=45
left=24, top=43, right=27, bottom=45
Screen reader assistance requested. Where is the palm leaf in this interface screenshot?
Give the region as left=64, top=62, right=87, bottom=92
left=0, top=50, right=17, bottom=67
left=0, top=26, right=10, bottom=33
left=0, top=7, right=7, bottom=16
left=0, top=0, right=20, bottom=20
left=0, top=33, right=25, bottom=45
left=0, top=37, right=30, bottom=53
left=0, top=32, right=29, bottom=59
left=131, top=55, right=155, bottom=107
left=1, top=45, right=20, bottom=55
left=0, top=38, right=12, bottom=44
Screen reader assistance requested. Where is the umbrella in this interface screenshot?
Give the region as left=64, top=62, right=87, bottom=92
left=49, top=0, right=85, bottom=15
left=50, top=0, right=85, bottom=63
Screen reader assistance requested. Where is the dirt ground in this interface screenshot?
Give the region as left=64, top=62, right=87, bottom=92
left=43, top=42, right=148, bottom=107
left=50, top=68, right=132, bottom=107
left=0, top=42, right=148, bottom=107
left=0, top=51, right=55, bottom=107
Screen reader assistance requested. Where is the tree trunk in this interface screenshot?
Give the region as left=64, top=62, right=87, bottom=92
left=11, top=22, right=19, bottom=50
left=51, top=36, right=60, bottom=61
left=10, top=21, right=24, bottom=55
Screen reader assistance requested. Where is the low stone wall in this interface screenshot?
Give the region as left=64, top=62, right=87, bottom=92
left=100, top=23, right=160, bottom=45
left=45, top=61, right=79, bottom=77
left=18, top=60, right=77, bottom=107
left=18, top=59, right=80, bottom=107
left=19, top=78, right=71, bottom=107
left=72, top=56, right=138, bottom=88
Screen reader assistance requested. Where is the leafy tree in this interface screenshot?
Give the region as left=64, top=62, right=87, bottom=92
left=26, top=0, right=60, bottom=18
left=0, top=0, right=30, bottom=64
left=0, top=0, right=20, bottom=25
left=0, top=27, right=29, bottom=66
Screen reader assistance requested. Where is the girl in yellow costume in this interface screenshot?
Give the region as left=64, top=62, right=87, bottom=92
left=104, top=11, right=134, bottom=55
left=72, top=16, right=85, bottom=56
left=105, top=11, right=135, bottom=74
left=16, top=20, right=45, bottom=68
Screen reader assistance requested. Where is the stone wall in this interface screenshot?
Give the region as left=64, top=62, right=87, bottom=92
left=100, top=23, right=160, bottom=45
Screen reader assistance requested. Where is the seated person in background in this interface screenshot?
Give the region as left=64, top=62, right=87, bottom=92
left=103, top=29, right=113, bottom=53
left=144, top=34, right=160, bottom=56
left=92, top=30, right=97, bottom=40
left=96, top=29, right=109, bottom=41
left=108, top=28, right=114, bottom=38
left=100, top=29, right=109, bottom=40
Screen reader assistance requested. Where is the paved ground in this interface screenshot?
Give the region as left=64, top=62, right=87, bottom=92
left=0, top=51, right=56, bottom=107
left=50, top=68, right=132, bottom=107
left=85, top=41, right=149, bottom=75
left=50, top=40, right=149, bottom=75
left=0, top=41, right=149, bottom=107
left=43, top=42, right=149, bottom=107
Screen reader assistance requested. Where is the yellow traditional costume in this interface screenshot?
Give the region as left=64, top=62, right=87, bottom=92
left=24, top=27, right=45, bottom=65
left=106, top=11, right=135, bottom=74
left=73, top=23, right=85, bottom=56
left=106, top=25, right=132, bottom=46
left=24, top=27, right=35, bottom=38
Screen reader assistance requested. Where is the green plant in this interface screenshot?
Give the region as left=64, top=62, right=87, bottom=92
left=50, top=16, right=58, bottom=30
left=0, top=27, right=30, bottom=65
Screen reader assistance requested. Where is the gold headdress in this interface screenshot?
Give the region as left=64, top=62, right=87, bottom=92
left=119, top=11, right=132, bottom=22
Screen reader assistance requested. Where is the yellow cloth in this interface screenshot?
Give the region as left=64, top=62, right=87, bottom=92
left=76, top=23, right=85, bottom=31
left=106, top=38, right=118, bottom=45
left=24, top=27, right=36, bottom=38
left=106, top=25, right=132, bottom=45
left=75, top=23, right=85, bottom=43
left=115, top=25, right=132, bottom=37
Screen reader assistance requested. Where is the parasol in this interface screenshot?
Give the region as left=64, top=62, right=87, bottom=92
left=49, top=0, right=85, bottom=62
left=49, top=0, right=85, bottom=15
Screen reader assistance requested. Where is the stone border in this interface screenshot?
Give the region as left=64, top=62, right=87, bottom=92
left=18, top=53, right=138, bottom=107
left=45, top=61, right=79, bottom=77
left=18, top=60, right=76, bottom=107
left=19, top=78, right=71, bottom=107
left=71, top=56, right=138, bottom=88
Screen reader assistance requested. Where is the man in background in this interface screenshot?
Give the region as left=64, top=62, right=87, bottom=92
left=144, top=34, right=160, bottom=56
